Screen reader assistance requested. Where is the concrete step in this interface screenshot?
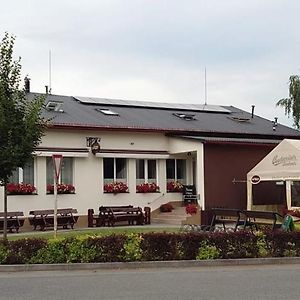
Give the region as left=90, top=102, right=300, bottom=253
left=151, top=218, right=183, bottom=225
left=152, top=208, right=188, bottom=225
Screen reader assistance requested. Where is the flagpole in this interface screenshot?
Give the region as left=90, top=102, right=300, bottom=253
left=52, top=154, right=63, bottom=239
left=54, top=171, right=58, bottom=238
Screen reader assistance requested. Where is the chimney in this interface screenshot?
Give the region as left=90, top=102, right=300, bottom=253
left=45, top=85, right=49, bottom=94
left=24, top=76, right=30, bottom=93
left=273, top=117, right=278, bottom=131
left=251, top=105, right=255, bottom=118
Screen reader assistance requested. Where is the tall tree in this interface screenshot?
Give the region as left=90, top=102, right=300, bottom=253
left=277, top=75, right=300, bottom=129
left=0, top=33, right=46, bottom=239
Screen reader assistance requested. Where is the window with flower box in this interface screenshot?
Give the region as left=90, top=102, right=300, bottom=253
left=9, top=158, right=34, bottom=185
left=46, top=157, right=75, bottom=194
left=136, top=159, right=159, bottom=192
left=7, top=158, right=36, bottom=195
left=103, top=158, right=128, bottom=193
left=166, top=159, right=186, bottom=192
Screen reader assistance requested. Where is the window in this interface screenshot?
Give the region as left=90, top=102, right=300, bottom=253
left=9, top=158, right=34, bottom=185
left=173, top=113, right=196, bottom=121
left=96, top=108, right=119, bottom=116
left=136, top=159, right=157, bottom=185
left=45, top=101, right=64, bottom=112
left=166, top=159, right=186, bottom=184
left=46, top=157, right=73, bottom=185
left=292, top=181, right=300, bottom=207
left=103, top=158, right=127, bottom=184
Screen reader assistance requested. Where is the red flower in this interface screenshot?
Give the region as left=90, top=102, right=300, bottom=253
left=47, top=184, right=75, bottom=194
left=136, top=183, right=160, bottom=193
left=6, top=183, right=36, bottom=195
left=103, top=182, right=128, bottom=193
left=160, top=203, right=174, bottom=212
left=282, top=208, right=300, bottom=218
left=167, top=181, right=183, bottom=193
left=185, top=204, right=198, bottom=215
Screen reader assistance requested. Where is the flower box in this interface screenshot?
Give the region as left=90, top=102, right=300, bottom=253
left=136, top=182, right=160, bottom=193
left=104, top=182, right=128, bottom=194
left=47, top=184, right=75, bottom=194
left=7, top=183, right=37, bottom=195
left=167, top=181, right=183, bottom=193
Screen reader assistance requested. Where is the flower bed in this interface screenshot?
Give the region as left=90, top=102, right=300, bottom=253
left=6, top=183, right=36, bottom=195
left=47, top=184, right=75, bottom=194
left=167, top=181, right=183, bottom=193
left=104, top=182, right=128, bottom=193
left=136, top=183, right=159, bottom=193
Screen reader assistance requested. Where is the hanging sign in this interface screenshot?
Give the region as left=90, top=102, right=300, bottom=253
left=52, top=154, right=63, bottom=184
left=251, top=175, right=261, bottom=185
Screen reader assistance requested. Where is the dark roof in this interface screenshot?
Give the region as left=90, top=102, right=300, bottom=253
left=27, top=92, right=300, bottom=139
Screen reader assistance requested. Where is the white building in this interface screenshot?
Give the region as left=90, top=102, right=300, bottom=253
left=1, top=92, right=300, bottom=227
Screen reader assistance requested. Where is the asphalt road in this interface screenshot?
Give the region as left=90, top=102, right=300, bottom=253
left=0, top=264, right=300, bottom=300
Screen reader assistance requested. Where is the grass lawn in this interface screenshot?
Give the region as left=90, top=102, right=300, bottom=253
left=7, top=226, right=180, bottom=241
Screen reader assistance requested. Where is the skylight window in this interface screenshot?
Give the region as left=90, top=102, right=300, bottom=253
left=229, top=116, right=250, bottom=123
left=95, top=108, right=119, bottom=116
left=45, top=101, right=64, bottom=112
left=173, top=113, right=196, bottom=121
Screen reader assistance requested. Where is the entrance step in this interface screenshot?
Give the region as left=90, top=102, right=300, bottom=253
left=152, top=206, right=187, bottom=226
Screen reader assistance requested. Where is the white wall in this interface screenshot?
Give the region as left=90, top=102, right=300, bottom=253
left=0, top=130, right=204, bottom=216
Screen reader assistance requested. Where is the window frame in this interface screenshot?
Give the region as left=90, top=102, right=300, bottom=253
left=46, top=157, right=74, bottom=185
left=136, top=159, right=158, bottom=185
left=9, top=158, right=35, bottom=185
left=166, top=158, right=187, bottom=184
left=103, top=158, right=128, bottom=184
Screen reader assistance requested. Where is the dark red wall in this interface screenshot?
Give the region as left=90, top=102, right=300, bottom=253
left=203, top=143, right=275, bottom=210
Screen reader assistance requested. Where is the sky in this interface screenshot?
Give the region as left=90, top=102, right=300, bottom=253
left=1, top=0, right=300, bottom=127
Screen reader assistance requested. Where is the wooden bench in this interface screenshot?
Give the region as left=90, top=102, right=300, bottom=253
left=108, top=206, right=144, bottom=226
left=89, top=206, right=151, bottom=227
left=241, top=210, right=284, bottom=231
left=29, top=208, right=79, bottom=231
left=0, top=211, right=25, bottom=233
left=209, top=208, right=244, bottom=232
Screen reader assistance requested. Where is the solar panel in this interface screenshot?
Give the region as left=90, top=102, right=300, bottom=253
left=74, top=96, right=231, bottom=113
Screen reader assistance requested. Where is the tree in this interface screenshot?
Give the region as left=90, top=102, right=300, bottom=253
left=0, top=33, right=46, bottom=239
left=276, top=75, right=300, bottom=129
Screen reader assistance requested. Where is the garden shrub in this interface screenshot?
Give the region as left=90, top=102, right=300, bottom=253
left=255, top=231, right=269, bottom=258
left=65, top=237, right=97, bottom=263
left=196, top=241, right=220, bottom=260
left=210, top=231, right=259, bottom=259
left=86, top=234, right=126, bottom=262
left=6, top=238, right=47, bottom=264
left=140, top=233, right=179, bottom=261
left=0, top=240, right=8, bottom=264
left=2, top=230, right=300, bottom=264
left=123, top=233, right=143, bottom=261
left=179, top=232, right=207, bottom=260
left=29, top=239, right=68, bottom=264
left=159, top=203, right=174, bottom=213
left=264, top=230, right=300, bottom=257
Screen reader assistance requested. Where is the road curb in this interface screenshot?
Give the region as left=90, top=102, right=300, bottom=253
left=1, top=257, right=300, bottom=272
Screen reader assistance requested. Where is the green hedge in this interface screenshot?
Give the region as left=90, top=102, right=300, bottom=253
left=1, top=231, right=300, bottom=264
